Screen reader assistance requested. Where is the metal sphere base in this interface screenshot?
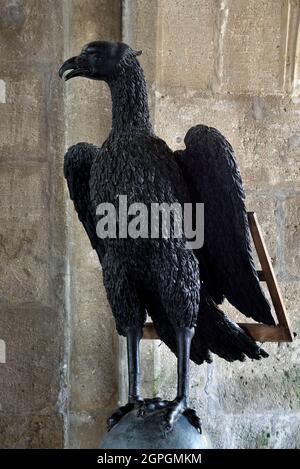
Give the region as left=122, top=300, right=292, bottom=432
left=100, top=406, right=211, bottom=449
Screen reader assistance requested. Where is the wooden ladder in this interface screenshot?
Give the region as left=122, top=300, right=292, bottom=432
left=142, top=212, right=293, bottom=343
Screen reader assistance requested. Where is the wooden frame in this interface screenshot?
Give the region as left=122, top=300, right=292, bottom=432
left=143, top=212, right=293, bottom=343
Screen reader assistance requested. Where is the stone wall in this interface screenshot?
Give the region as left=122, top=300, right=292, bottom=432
left=0, top=0, right=299, bottom=449
left=0, top=0, right=65, bottom=447
left=126, top=0, right=300, bottom=449
left=0, top=0, right=121, bottom=448
left=63, top=0, right=121, bottom=449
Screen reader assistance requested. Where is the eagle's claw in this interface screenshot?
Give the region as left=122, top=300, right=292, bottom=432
left=107, top=398, right=143, bottom=431
left=183, top=408, right=202, bottom=433
left=161, top=399, right=201, bottom=435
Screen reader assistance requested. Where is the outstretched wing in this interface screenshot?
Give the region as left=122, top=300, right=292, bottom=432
left=176, top=125, right=274, bottom=325
left=64, top=142, right=105, bottom=261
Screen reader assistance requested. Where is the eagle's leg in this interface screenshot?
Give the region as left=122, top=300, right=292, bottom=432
left=162, top=326, right=201, bottom=433
left=107, top=327, right=143, bottom=431
left=127, top=327, right=143, bottom=405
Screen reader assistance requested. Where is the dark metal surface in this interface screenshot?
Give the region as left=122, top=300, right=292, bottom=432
left=60, top=41, right=275, bottom=435
left=60, top=41, right=272, bottom=368
left=100, top=407, right=211, bottom=449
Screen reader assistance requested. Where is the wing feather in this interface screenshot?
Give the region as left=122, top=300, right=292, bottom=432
left=176, top=125, right=274, bottom=325
left=64, top=142, right=105, bottom=261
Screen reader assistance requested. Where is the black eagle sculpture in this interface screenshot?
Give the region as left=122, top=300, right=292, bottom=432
left=59, top=41, right=275, bottom=433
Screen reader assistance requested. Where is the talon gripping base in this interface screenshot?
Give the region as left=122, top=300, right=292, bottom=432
left=100, top=407, right=212, bottom=449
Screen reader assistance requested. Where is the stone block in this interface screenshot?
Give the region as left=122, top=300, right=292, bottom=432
left=279, top=280, right=300, bottom=319
left=222, top=0, right=283, bottom=95
left=0, top=219, right=53, bottom=306
left=0, top=0, right=63, bottom=64
left=140, top=340, right=156, bottom=398
left=68, top=411, right=110, bottom=448
left=213, top=335, right=300, bottom=415
left=0, top=413, right=63, bottom=449
left=0, top=65, right=47, bottom=161
left=157, top=0, right=216, bottom=90
left=68, top=0, right=121, bottom=55
left=283, top=196, right=300, bottom=278
left=65, top=0, right=122, bottom=429
left=0, top=162, right=50, bottom=222
left=218, top=412, right=300, bottom=449
left=69, top=306, right=118, bottom=412
left=239, top=96, right=300, bottom=191
left=123, top=0, right=160, bottom=87
left=155, top=92, right=300, bottom=191
left=245, top=193, right=279, bottom=270
left=0, top=303, right=62, bottom=414
left=154, top=91, right=248, bottom=153
left=0, top=64, right=64, bottom=164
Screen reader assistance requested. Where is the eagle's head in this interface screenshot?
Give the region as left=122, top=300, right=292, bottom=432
left=59, top=41, right=142, bottom=82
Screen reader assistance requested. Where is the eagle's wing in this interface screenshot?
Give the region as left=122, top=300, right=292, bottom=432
left=176, top=125, right=275, bottom=325
left=64, top=142, right=105, bottom=262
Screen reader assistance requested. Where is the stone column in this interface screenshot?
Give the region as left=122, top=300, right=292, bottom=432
left=62, top=0, right=122, bottom=449
left=0, top=0, right=65, bottom=448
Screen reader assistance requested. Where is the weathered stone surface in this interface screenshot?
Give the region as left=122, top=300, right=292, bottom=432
left=0, top=303, right=62, bottom=414
left=214, top=342, right=300, bottom=414
left=0, top=0, right=63, bottom=63
left=0, top=413, right=63, bottom=449
left=0, top=65, right=46, bottom=160
left=123, top=0, right=160, bottom=87
left=0, top=162, right=50, bottom=222
left=155, top=92, right=300, bottom=191
left=64, top=0, right=122, bottom=446
left=140, top=340, right=156, bottom=398
left=67, top=0, right=121, bottom=55
left=283, top=196, right=300, bottom=278
left=209, top=412, right=300, bottom=449
left=0, top=0, right=65, bottom=449
left=68, top=411, right=109, bottom=449
left=245, top=193, right=279, bottom=269
left=70, top=307, right=118, bottom=412
left=239, top=96, right=300, bottom=191
left=0, top=64, right=64, bottom=162
left=222, top=0, right=283, bottom=95
left=124, top=0, right=300, bottom=449
left=155, top=91, right=248, bottom=154
left=280, top=281, right=300, bottom=319
left=157, top=0, right=216, bottom=90
left=0, top=220, right=51, bottom=305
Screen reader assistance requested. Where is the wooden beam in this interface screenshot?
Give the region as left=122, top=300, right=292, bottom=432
left=247, top=212, right=293, bottom=342
left=238, top=323, right=292, bottom=342
left=143, top=323, right=292, bottom=343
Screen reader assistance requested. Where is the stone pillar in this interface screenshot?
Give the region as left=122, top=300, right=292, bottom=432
left=0, top=0, right=65, bottom=448
left=62, top=0, right=122, bottom=448
left=0, top=0, right=122, bottom=449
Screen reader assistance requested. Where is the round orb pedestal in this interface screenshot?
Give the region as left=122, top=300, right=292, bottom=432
left=100, top=407, right=211, bottom=449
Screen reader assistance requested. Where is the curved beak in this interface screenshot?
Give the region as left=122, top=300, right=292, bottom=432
left=59, top=55, right=89, bottom=81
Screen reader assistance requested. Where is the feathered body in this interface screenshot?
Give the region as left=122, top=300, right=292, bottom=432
left=63, top=45, right=274, bottom=368
left=60, top=41, right=277, bottom=430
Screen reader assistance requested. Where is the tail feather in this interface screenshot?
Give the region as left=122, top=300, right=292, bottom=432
left=191, top=290, right=269, bottom=364
left=150, top=287, right=268, bottom=365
